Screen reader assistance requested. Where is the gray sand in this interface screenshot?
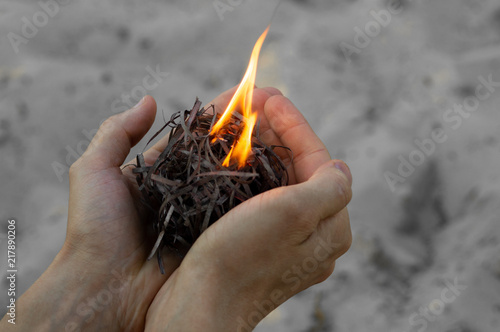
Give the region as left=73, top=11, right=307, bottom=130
left=1, top=0, right=500, bottom=331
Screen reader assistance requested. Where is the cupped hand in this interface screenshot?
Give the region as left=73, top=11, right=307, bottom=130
left=3, top=86, right=352, bottom=332
left=57, top=96, right=182, bottom=331
left=1, top=95, right=185, bottom=332
left=145, top=87, right=353, bottom=332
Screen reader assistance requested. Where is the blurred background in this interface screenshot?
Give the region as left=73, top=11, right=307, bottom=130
left=1, top=0, right=500, bottom=331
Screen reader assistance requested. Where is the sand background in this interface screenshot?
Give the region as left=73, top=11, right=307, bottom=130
left=1, top=0, right=500, bottom=331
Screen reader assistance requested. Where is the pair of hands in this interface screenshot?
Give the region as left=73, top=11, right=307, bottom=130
left=1, top=86, right=352, bottom=331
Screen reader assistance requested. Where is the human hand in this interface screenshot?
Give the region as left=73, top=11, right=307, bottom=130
left=0, top=86, right=352, bottom=332
left=0, top=96, right=182, bottom=332
left=144, top=87, right=353, bottom=332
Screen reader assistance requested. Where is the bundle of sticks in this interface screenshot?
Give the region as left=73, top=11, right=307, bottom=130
left=133, top=99, right=289, bottom=273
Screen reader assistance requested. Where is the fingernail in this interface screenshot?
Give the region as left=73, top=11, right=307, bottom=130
left=334, top=160, right=352, bottom=186
left=132, top=96, right=146, bottom=109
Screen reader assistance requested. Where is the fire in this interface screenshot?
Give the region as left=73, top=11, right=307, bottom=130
left=210, top=26, right=270, bottom=168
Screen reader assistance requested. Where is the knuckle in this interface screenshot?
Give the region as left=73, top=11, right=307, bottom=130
left=285, top=190, right=317, bottom=226
left=315, top=262, right=335, bottom=284
left=88, top=114, right=119, bottom=147
left=68, top=159, right=81, bottom=177
left=334, top=173, right=352, bottom=208
left=273, top=190, right=317, bottom=242
left=278, top=188, right=305, bottom=217
left=337, top=232, right=352, bottom=257
left=337, top=177, right=352, bottom=206
left=268, top=87, right=283, bottom=95
left=68, top=153, right=91, bottom=179
left=332, top=210, right=352, bottom=259
left=343, top=226, right=353, bottom=252
left=101, top=116, right=118, bottom=130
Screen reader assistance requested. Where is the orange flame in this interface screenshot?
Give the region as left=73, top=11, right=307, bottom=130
left=210, top=26, right=270, bottom=168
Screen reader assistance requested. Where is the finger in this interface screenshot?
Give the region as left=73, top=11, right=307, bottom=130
left=264, top=95, right=331, bottom=183
left=281, top=160, right=352, bottom=231
left=260, top=86, right=283, bottom=96
left=256, top=95, right=296, bottom=182
left=315, top=207, right=352, bottom=260
left=81, top=96, right=157, bottom=171
left=300, top=160, right=352, bottom=219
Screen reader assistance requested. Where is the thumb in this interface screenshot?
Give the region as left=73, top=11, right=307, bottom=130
left=297, top=159, right=352, bottom=220
left=271, top=160, right=352, bottom=232
left=82, top=96, right=157, bottom=170
left=239, top=159, right=352, bottom=239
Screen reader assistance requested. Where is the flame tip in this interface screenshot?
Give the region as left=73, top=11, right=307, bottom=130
left=211, top=27, right=270, bottom=169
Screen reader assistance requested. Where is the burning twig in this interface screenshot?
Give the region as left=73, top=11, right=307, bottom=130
left=133, top=98, right=289, bottom=272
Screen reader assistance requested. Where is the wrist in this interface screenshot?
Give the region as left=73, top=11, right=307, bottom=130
left=146, top=255, right=271, bottom=332
left=0, top=248, right=120, bottom=331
